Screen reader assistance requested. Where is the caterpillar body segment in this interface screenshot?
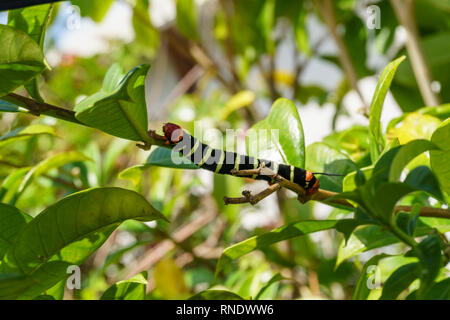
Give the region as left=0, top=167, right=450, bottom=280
left=163, top=123, right=320, bottom=195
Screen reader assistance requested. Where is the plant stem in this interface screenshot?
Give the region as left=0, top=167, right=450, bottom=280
left=390, top=0, right=440, bottom=106
left=3, top=93, right=84, bottom=125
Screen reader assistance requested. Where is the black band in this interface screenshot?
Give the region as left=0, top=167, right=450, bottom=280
left=174, top=131, right=315, bottom=191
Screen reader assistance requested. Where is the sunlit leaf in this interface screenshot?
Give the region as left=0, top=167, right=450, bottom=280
left=0, top=24, right=47, bottom=97
left=8, top=3, right=54, bottom=101
left=101, top=272, right=147, bottom=300
left=430, top=119, right=450, bottom=195
left=247, top=98, right=305, bottom=168
left=369, top=56, right=405, bottom=161
left=0, top=124, right=57, bottom=147
left=380, top=263, right=420, bottom=300
left=1, top=187, right=166, bottom=300
left=352, top=254, right=389, bottom=300
left=75, top=64, right=150, bottom=142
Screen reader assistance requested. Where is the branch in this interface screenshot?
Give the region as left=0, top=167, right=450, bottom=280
left=390, top=0, right=440, bottom=106
left=3, top=93, right=84, bottom=125
left=221, top=163, right=450, bottom=220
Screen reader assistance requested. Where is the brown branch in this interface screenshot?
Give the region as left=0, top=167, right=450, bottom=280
left=3, top=93, right=84, bottom=125
left=390, top=0, right=440, bottom=106
left=220, top=161, right=450, bottom=220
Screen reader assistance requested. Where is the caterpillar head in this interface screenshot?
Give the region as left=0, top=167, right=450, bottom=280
left=305, top=170, right=320, bottom=195
left=163, top=123, right=184, bottom=144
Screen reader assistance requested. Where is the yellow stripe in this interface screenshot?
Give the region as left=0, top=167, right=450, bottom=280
left=272, top=162, right=279, bottom=174
left=198, top=147, right=213, bottom=166
left=186, top=139, right=200, bottom=157
left=234, top=154, right=241, bottom=171
left=290, top=165, right=295, bottom=182
left=215, top=150, right=225, bottom=173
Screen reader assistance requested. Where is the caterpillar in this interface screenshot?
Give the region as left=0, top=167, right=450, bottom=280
left=162, top=123, right=320, bottom=195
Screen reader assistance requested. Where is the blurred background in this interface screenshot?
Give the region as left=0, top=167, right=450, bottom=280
left=0, top=0, right=449, bottom=299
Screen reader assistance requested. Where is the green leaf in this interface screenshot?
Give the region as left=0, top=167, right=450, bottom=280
left=369, top=56, right=405, bottom=161
left=380, top=263, right=420, bottom=300
left=2, top=187, right=166, bottom=277
left=189, top=289, right=244, bottom=300
left=404, top=166, right=444, bottom=201
left=352, top=254, right=388, bottom=300
left=17, top=151, right=90, bottom=199
left=215, top=219, right=357, bottom=277
left=0, top=203, right=32, bottom=258
left=421, top=278, right=450, bottom=300
left=388, top=139, right=438, bottom=182
left=8, top=3, right=54, bottom=101
left=0, top=24, right=47, bottom=97
left=75, top=64, right=150, bottom=142
left=0, top=124, right=57, bottom=147
left=101, top=272, right=147, bottom=300
left=176, top=0, right=198, bottom=40
left=430, top=119, right=450, bottom=195
left=0, top=261, right=70, bottom=300
left=0, top=167, right=30, bottom=203
left=306, top=143, right=358, bottom=192
left=247, top=98, right=305, bottom=168
left=343, top=167, right=373, bottom=192
left=416, top=235, right=442, bottom=297
left=254, top=272, right=284, bottom=300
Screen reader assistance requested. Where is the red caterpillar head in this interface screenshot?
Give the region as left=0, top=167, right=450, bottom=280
left=163, top=123, right=184, bottom=144
left=305, top=170, right=320, bottom=195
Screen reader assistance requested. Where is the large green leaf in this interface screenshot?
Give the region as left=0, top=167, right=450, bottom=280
left=0, top=24, right=47, bottom=97
left=369, top=56, right=405, bottom=161
left=75, top=64, right=150, bottom=142
left=8, top=3, right=54, bottom=101
left=215, top=219, right=358, bottom=277
left=305, top=142, right=358, bottom=192
left=101, top=272, right=147, bottom=300
left=2, top=187, right=166, bottom=277
left=388, top=140, right=437, bottom=182
left=189, top=290, right=244, bottom=300
left=0, top=124, right=56, bottom=147
left=380, top=263, right=420, bottom=300
left=430, top=119, right=450, bottom=195
left=0, top=261, right=70, bottom=300
left=247, top=98, right=305, bottom=168
left=0, top=203, right=32, bottom=258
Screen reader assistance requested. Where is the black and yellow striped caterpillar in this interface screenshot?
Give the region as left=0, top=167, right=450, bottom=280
left=162, top=123, right=320, bottom=195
